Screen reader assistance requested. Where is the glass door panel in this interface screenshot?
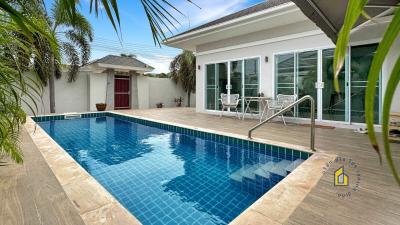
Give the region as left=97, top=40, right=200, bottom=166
left=244, top=58, right=259, bottom=112
left=296, top=51, right=318, bottom=118
left=217, top=62, right=228, bottom=110
left=276, top=53, right=295, bottom=95
left=206, top=64, right=217, bottom=110
left=322, top=49, right=347, bottom=121
left=350, top=44, right=380, bottom=124
left=230, top=60, right=243, bottom=111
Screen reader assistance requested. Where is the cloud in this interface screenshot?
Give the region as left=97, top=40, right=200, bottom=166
left=136, top=55, right=175, bottom=74
left=170, top=0, right=253, bottom=32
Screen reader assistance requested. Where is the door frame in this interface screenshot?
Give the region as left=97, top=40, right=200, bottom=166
left=114, top=75, right=131, bottom=110
left=273, top=43, right=381, bottom=125
left=204, top=56, right=261, bottom=114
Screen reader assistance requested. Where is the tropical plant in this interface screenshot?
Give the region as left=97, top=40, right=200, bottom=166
left=333, top=0, right=400, bottom=185
left=33, top=0, right=93, bottom=113
left=170, top=50, right=196, bottom=107
left=1, top=0, right=198, bottom=46
left=0, top=0, right=196, bottom=163
left=0, top=0, right=55, bottom=163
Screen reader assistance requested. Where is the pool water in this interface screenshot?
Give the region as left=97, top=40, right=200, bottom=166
left=38, top=116, right=307, bottom=225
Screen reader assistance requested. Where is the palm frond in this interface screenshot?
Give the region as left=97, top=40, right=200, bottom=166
left=62, top=42, right=80, bottom=82
left=334, top=2, right=400, bottom=185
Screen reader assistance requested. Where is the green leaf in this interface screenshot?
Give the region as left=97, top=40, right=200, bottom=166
left=365, top=8, right=400, bottom=160
left=333, top=0, right=368, bottom=91
left=381, top=56, right=400, bottom=185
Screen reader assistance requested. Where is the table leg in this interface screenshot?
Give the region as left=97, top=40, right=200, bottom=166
left=260, top=101, right=267, bottom=122
left=242, top=100, right=249, bottom=120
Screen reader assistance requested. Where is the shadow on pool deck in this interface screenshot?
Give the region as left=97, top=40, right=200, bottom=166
left=0, top=129, right=85, bottom=225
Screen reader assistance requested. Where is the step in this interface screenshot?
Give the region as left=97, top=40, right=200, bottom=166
left=285, top=159, right=305, bottom=173
left=254, top=162, right=275, bottom=179
left=229, top=164, right=260, bottom=182
left=270, top=160, right=291, bottom=177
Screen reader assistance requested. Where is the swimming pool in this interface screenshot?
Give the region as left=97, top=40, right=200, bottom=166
left=34, top=113, right=311, bottom=225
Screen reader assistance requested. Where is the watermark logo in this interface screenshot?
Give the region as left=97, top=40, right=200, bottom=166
left=334, top=166, right=349, bottom=186
left=323, top=156, right=361, bottom=199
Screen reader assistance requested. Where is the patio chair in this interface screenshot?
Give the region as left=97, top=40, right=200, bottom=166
left=220, top=93, right=240, bottom=119
left=266, top=94, right=297, bottom=125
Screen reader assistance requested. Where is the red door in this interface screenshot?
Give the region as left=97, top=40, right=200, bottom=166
left=114, top=76, right=130, bottom=109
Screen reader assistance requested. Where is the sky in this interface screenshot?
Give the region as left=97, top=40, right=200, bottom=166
left=48, top=0, right=264, bottom=73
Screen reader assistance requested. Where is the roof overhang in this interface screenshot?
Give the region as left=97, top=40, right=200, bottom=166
left=291, top=0, right=400, bottom=43
left=163, top=2, right=310, bottom=51
left=81, top=63, right=154, bottom=74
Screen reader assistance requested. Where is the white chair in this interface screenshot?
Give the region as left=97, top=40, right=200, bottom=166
left=220, top=94, right=240, bottom=119
left=266, top=94, right=297, bottom=125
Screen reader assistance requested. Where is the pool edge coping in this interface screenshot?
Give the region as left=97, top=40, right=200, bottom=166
left=110, top=111, right=337, bottom=225
left=27, top=111, right=336, bottom=225
left=24, top=117, right=142, bottom=225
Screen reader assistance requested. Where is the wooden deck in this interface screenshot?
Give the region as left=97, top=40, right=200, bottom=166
left=2, top=107, right=399, bottom=225
left=118, top=108, right=400, bottom=225
left=0, top=129, right=85, bottom=225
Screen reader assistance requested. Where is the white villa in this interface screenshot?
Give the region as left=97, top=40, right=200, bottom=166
left=164, top=0, right=400, bottom=128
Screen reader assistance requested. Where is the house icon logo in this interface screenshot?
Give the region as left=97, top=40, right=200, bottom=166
left=334, top=166, right=349, bottom=186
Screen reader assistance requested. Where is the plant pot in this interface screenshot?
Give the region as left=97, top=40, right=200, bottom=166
left=176, top=102, right=182, bottom=107
left=96, top=103, right=107, bottom=111
left=156, top=103, right=163, bottom=108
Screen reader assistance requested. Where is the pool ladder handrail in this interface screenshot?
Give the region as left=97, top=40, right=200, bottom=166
left=247, top=95, right=316, bottom=151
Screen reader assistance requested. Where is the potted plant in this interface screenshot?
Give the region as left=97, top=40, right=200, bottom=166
left=156, top=102, right=163, bottom=108
left=96, top=103, right=107, bottom=111
left=174, top=97, right=183, bottom=107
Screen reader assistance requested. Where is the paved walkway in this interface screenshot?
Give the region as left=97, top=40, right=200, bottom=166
left=0, top=129, right=85, bottom=225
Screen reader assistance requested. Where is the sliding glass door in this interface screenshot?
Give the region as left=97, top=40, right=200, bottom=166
left=274, top=44, right=380, bottom=124
left=296, top=50, right=318, bottom=118
left=350, top=44, right=380, bottom=124
left=321, top=49, right=348, bottom=121
left=206, top=63, right=228, bottom=110
left=275, top=51, right=317, bottom=118
left=206, top=58, right=259, bottom=112
left=244, top=58, right=260, bottom=112
left=276, top=53, right=295, bottom=95
left=206, top=64, right=217, bottom=110
left=230, top=60, right=243, bottom=111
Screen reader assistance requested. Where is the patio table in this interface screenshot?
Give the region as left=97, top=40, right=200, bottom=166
left=242, top=96, right=270, bottom=121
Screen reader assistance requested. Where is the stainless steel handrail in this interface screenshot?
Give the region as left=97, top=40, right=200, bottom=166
left=248, top=95, right=316, bottom=151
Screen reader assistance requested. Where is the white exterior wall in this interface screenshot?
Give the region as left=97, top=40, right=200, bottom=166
left=23, top=72, right=196, bottom=115
left=195, top=22, right=400, bottom=118
left=89, top=73, right=108, bottom=111
left=22, top=72, right=89, bottom=115
left=136, top=76, right=150, bottom=109
left=195, top=32, right=333, bottom=113
left=147, top=77, right=196, bottom=108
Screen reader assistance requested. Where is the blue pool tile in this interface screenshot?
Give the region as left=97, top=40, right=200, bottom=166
left=33, top=113, right=310, bottom=225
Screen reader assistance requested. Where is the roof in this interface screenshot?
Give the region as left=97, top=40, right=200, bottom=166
left=166, top=0, right=291, bottom=40
left=291, top=0, right=399, bottom=43
left=90, top=55, right=154, bottom=70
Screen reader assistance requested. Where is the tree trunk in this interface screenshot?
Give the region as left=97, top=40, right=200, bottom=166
left=49, top=74, right=56, bottom=113
left=49, top=60, right=56, bottom=113
left=187, top=91, right=191, bottom=107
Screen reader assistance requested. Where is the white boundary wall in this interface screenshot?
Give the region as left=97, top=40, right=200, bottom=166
left=23, top=72, right=196, bottom=115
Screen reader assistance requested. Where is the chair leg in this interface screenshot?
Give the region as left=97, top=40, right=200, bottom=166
left=281, top=115, right=287, bottom=126
left=235, top=108, right=239, bottom=119
left=220, top=107, right=225, bottom=118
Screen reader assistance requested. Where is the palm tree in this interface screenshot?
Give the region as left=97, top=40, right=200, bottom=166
left=170, top=50, right=196, bottom=107
left=0, top=0, right=53, bottom=163
left=34, top=0, right=93, bottom=113
left=0, top=0, right=194, bottom=163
